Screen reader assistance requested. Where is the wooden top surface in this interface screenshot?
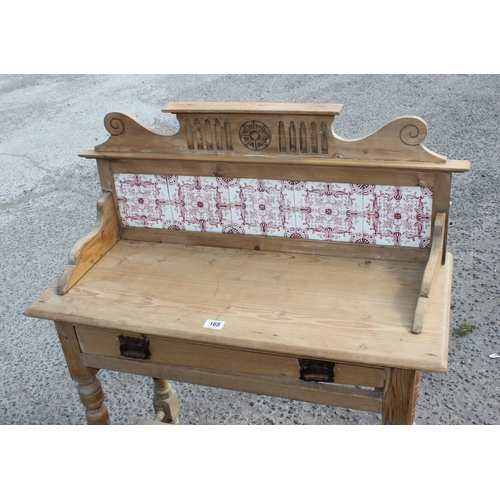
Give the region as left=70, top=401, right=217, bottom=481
left=78, top=149, right=470, bottom=172
left=26, top=241, right=452, bottom=372
left=162, top=102, right=344, bottom=115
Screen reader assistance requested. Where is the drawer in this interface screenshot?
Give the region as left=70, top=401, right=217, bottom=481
left=75, top=325, right=385, bottom=388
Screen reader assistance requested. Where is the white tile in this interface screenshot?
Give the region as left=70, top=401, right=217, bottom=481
left=229, top=178, right=294, bottom=236
left=113, top=173, right=172, bottom=229
left=168, top=175, right=231, bottom=232
left=364, top=185, right=433, bottom=247
left=294, top=181, right=364, bottom=241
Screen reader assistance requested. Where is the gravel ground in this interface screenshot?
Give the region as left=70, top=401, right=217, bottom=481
left=1, top=74, right=499, bottom=425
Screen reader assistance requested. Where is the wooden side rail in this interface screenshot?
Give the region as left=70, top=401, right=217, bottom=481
left=411, top=212, right=447, bottom=333
left=57, top=192, right=119, bottom=295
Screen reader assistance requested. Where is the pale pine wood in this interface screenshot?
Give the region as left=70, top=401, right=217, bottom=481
left=54, top=322, right=110, bottom=424
left=432, top=172, right=452, bottom=263
left=153, top=379, right=180, bottom=424
left=331, top=116, right=447, bottom=163
left=77, top=376, right=110, bottom=425
left=153, top=410, right=166, bottom=421
left=412, top=298, right=429, bottom=336
left=382, top=368, right=421, bottom=425
left=412, top=212, right=447, bottom=334
left=335, top=364, right=385, bottom=388
left=80, top=149, right=471, bottom=173
left=107, top=158, right=437, bottom=187
left=88, top=103, right=473, bottom=166
left=160, top=103, right=443, bottom=162
left=96, top=159, right=115, bottom=192
left=162, top=102, right=344, bottom=115
left=27, top=242, right=454, bottom=372
left=419, top=213, right=447, bottom=298
left=57, top=192, right=119, bottom=295
left=137, top=410, right=172, bottom=425
left=54, top=322, right=97, bottom=382
left=423, top=253, right=453, bottom=367
left=121, top=228, right=430, bottom=262
left=74, top=325, right=385, bottom=387
left=82, top=354, right=383, bottom=413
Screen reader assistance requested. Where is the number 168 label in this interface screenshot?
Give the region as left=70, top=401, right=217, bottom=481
left=203, top=319, right=225, bottom=330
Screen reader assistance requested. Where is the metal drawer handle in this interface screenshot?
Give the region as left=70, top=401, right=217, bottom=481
left=298, top=358, right=335, bottom=382
left=118, top=335, right=150, bottom=360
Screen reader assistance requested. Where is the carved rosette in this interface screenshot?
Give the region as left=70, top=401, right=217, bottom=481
left=239, top=120, right=272, bottom=151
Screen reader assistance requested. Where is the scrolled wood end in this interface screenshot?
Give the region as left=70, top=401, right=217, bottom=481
left=104, top=113, right=125, bottom=136
left=399, top=119, right=428, bottom=146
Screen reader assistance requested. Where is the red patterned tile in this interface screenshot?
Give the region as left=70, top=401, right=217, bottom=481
left=113, top=173, right=172, bottom=228
left=168, top=175, right=231, bottom=232
left=364, top=185, right=432, bottom=247
left=228, top=178, right=294, bottom=236
left=294, top=182, right=364, bottom=241
left=283, top=227, right=309, bottom=239
left=113, top=173, right=434, bottom=248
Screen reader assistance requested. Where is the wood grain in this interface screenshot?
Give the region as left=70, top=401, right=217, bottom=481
left=432, top=172, right=452, bottom=263
left=153, top=378, right=180, bottom=424
left=121, top=227, right=430, bottom=262
left=77, top=376, right=110, bottom=425
left=83, top=354, right=383, bottom=413
left=89, top=103, right=471, bottom=165
left=162, top=102, right=344, bottom=115
left=107, top=158, right=436, bottom=187
left=412, top=297, right=429, bottom=336
left=57, top=192, right=119, bottom=294
left=27, top=241, right=454, bottom=372
left=419, top=213, right=447, bottom=298
left=80, top=149, right=470, bottom=173
left=75, top=325, right=385, bottom=387
left=96, top=159, right=115, bottom=192
left=412, top=212, right=446, bottom=333
left=382, top=368, right=421, bottom=425
left=54, top=322, right=110, bottom=424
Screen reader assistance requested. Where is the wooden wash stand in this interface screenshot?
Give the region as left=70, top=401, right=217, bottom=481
left=25, top=102, right=470, bottom=425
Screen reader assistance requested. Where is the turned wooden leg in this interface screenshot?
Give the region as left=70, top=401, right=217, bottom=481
left=382, top=368, right=420, bottom=425
left=55, top=322, right=110, bottom=425
left=152, top=378, right=180, bottom=424
left=77, top=375, right=110, bottom=425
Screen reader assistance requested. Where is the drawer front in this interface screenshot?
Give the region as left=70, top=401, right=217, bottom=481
left=75, top=325, right=385, bottom=388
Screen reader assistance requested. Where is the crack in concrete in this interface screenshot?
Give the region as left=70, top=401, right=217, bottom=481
left=0, top=152, right=99, bottom=209
left=0, top=175, right=99, bottom=210
left=0, top=152, right=53, bottom=174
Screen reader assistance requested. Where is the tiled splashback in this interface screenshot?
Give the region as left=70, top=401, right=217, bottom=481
left=114, top=173, right=433, bottom=248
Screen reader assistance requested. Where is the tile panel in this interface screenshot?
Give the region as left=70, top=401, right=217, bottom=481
left=113, top=174, right=433, bottom=247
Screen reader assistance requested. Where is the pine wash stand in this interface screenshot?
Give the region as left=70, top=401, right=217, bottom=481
left=26, top=102, right=470, bottom=425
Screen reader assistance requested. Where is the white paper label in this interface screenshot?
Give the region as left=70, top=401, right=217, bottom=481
left=203, top=319, right=225, bottom=330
